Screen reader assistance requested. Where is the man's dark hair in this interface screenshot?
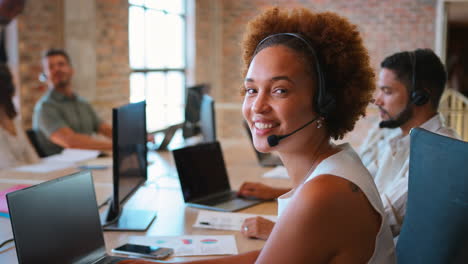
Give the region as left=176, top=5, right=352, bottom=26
left=42, top=48, right=72, bottom=64
left=381, top=48, right=447, bottom=109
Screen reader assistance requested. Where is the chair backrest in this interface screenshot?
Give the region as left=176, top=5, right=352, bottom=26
left=396, top=128, right=468, bottom=264
left=25, top=129, right=47, bottom=158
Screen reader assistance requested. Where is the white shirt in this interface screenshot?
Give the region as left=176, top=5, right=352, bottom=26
left=278, top=144, right=396, bottom=264
left=0, top=118, right=40, bottom=170
left=360, top=113, right=460, bottom=237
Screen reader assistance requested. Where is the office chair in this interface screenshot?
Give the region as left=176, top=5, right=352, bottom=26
left=25, top=129, right=47, bottom=158
left=396, top=128, right=468, bottom=264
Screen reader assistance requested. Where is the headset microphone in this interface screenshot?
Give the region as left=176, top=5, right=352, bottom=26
left=267, top=117, right=319, bottom=147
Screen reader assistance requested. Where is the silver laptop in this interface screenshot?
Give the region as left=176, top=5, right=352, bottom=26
left=172, top=141, right=263, bottom=212
left=243, top=121, right=283, bottom=167
left=7, top=171, right=130, bottom=264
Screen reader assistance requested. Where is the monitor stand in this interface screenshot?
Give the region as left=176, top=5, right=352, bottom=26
left=101, top=207, right=157, bottom=231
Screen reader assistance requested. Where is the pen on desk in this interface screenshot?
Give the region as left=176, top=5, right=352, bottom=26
left=199, top=221, right=211, bottom=226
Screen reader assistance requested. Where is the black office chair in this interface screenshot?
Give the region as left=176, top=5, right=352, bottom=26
left=25, top=129, right=47, bottom=158
left=396, top=128, right=468, bottom=264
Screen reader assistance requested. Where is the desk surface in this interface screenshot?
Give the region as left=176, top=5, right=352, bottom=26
left=0, top=139, right=291, bottom=263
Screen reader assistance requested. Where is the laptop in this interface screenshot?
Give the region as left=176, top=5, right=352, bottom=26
left=172, top=141, right=263, bottom=212
left=7, top=171, right=131, bottom=264
left=243, top=121, right=283, bottom=167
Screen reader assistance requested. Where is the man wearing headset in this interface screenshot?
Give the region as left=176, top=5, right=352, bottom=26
left=359, top=48, right=460, bottom=237
left=239, top=48, right=459, bottom=240
left=32, top=49, right=112, bottom=156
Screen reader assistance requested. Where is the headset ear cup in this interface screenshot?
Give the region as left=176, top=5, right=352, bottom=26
left=317, top=92, right=336, bottom=118
left=411, top=90, right=430, bottom=106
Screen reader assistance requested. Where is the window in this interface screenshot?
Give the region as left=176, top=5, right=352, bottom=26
left=129, top=0, right=186, bottom=132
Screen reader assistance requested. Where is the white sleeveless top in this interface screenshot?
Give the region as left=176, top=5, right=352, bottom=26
left=278, top=144, right=396, bottom=264
left=0, top=118, right=40, bottom=169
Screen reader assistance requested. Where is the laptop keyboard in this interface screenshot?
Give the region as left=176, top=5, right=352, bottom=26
left=201, top=192, right=237, bottom=206
left=95, top=256, right=128, bottom=264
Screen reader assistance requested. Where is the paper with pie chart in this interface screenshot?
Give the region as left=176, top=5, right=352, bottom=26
left=129, top=235, right=238, bottom=256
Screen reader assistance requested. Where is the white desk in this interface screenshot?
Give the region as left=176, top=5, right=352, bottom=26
left=0, top=139, right=291, bottom=263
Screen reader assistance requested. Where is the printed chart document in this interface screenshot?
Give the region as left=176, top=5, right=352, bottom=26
left=193, top=210, right=277, bottom=231
left=129, top=235, right=238, bottom=256
left=13, top=149, right=101, bottom=173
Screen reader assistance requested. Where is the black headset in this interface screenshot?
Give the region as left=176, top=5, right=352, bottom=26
left=254, top=33, right=336, bottom=118
left=408, top=51, right=430, bottom=106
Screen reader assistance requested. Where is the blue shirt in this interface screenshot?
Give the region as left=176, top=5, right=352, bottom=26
left=32, top=89, right=102, bottom=156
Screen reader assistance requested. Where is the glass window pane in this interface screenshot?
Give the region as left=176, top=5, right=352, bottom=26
left=129, top=6, right=145, bottom=69
left=143, top=0, right=160, bottom=9
left=158, top=0, right=184, bottom=15
left=146, top=72, right=166, bottom=131
left=166, top=105, right=184, bottom=126
left=166, top=71, right=185, bottom=125
left=165, top=14, right=185, bottom=68
left=129, top=1, right=186, bottom=131
left=145, top=9, right=166, bottom=68
left=129, top=0, right=144, bottom=6
left=166, top=71, right=185, bottom=106
left=144, top=0, right=184, bottom=14
left=130, top=73, right=145, bottom=103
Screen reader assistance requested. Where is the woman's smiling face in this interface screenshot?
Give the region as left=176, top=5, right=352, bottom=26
left=242, top=45, right=318, bottom=153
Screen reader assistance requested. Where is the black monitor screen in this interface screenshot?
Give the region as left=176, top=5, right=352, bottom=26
left=112, top=101, right=147, bottom=208
left=7, top=171, right=106, bottom=264
left=200, top=94, right=216, bottom=143
left=183, top=85, right=204, bottom=138
left=172, top=142, right=230, bottom=202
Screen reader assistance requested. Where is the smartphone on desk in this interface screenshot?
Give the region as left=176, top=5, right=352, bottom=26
left=112, top=243, right=174, bottom=259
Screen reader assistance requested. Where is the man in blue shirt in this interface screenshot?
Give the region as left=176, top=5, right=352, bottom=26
left=33, top=49, right=112, bottom=156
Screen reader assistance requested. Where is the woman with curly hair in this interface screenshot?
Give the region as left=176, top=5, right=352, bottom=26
left=120, top=6, right=395, bottom=264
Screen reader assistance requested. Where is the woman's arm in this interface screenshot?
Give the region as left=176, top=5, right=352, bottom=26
left=256, top=174, right=381, bottom=264
left=118, top=250, right=260, bottom=264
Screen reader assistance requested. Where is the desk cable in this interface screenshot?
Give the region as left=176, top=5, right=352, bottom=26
left=0, top=238, right=14, bottom=250
left=98, top=196, right=111, bottom=209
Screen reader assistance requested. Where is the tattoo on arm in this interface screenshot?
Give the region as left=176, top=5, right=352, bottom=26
left=349, top=182, right=360, bottom=192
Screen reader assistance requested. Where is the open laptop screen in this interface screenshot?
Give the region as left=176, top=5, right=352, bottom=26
left=173, top=142, right=231, bottom=202
left=7, top=171, right=106, bottom=264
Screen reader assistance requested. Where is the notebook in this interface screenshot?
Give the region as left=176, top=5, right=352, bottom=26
left=243, top=121, right=283, bottom=167
left=6, top=171, right=130, bottom=264
left=172, top=141, right=263, bottom=212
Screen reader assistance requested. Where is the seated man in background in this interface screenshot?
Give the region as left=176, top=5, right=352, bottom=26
left=33, top=49, right=112, bottom=156
left=359, top=49, right=459, bottom=236
left=238, top=48, right=459, bottom=240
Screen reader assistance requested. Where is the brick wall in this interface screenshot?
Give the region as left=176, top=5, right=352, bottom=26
left=17, top=0, right=64, bottom=129
left=17, top=0, right=129, bottom=129
left=95, top=0, right=130, bottom=122
left=195, top=0, right=437, bottom=145
left=16, top=0, right=437, bottom=145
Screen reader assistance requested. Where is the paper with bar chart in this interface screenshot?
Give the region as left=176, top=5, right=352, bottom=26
left=129, top=235, right=238, bottom=256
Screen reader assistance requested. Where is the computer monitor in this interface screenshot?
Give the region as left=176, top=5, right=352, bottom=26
left=102, top=101, right=156, bottom=231
left=182, top=84, right=204, bottom=138
left=200, top=94, right=216, bottom=143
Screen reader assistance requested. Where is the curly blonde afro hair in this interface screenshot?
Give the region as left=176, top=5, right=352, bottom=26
left=241, top=7, right=375, bottom=140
